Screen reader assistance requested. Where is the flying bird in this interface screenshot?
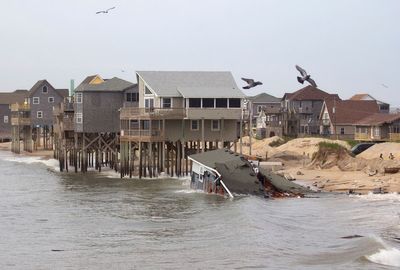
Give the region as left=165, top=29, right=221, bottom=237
left=96, top=7, right=116, bottom=14
left=241, top=78, right=263, bottom=89
left=295, top=65, right=317, bottom=87
left=381, top=83, right=389, bottom=88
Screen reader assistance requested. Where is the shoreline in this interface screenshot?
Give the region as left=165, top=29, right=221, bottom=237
left=1, top=141, right=399, bottom=194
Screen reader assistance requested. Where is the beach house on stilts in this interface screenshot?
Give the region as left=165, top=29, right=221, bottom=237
left=119, top=71, right=245, bottom=178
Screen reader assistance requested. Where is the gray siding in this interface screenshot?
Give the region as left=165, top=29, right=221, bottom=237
left=75, top=91, right=124, bottom=133
left=0, top=104, right=11, bottom=139
left=30, top=82, right=64, bottom=127
left=164, top=119, right=238, bottom=142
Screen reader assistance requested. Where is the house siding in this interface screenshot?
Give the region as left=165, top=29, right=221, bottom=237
left=0, top=104, right=11, bottom=139
left=75, top=91, right=124, bottom=133
left=164, top=119, right=237, bottom=142
left=29, top=81, right=64, bottom=127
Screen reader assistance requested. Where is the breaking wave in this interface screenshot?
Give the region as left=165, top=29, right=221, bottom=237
left=2, top=155, right=59, bottom=172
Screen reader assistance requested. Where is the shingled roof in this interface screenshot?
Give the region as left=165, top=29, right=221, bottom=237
left=0, top=90, right=28, bottom=105
left=75, top=77, right=136, bottom=92
left=283, top=85, right=340, bottom=101
left=355, top=113, right=400, bottom=126
left=323, top=99, right=379, bottom=125
left=250, top=92, right=281, bottom=103
left=349, top=93, right=388, bottom=106
left=28, top=80, right=68, bottom=98
left=136, top=71, right=244, bottom=98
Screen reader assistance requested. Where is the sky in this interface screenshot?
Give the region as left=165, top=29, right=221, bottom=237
left=1, top=0, right=399, bottom=105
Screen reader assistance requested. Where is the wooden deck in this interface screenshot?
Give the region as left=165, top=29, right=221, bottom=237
left=120, top=108, right=186, bottom=120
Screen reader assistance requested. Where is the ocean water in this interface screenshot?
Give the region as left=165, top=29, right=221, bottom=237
left=0, top=150, right=399, bottom=269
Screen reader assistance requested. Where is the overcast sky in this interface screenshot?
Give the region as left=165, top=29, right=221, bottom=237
left=1, top=0, right=399, bottom=104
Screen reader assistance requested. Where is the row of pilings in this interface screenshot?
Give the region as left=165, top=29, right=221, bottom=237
left=55, top=132, right=233, bottom=178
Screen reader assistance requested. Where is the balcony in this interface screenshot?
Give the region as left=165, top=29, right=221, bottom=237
left=120, top=129, right=164, bottom=142
left=389, top=133, right=400, bottom=141
left=354, top=132, right=370, bottom=141
left=11, top=117, right=31, bottom=126
left=120, top=108, right=186, bottom=120
left=11, top=103, right=30, bottom=112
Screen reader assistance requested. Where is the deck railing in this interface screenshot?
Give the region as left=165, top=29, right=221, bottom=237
left=11, top=103, right=30, bottom=112
left=389, top=133, right=400, bottom=141
left=354, top=132, right=370, bottom=141
left=11, top=117, right=31, bottom=126
left=120, top=108, right=186, bottom=119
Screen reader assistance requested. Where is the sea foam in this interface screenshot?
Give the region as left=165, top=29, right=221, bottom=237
left=3, top=155, right=60, bottom=172
left=366, top=247, right=400, bottom=267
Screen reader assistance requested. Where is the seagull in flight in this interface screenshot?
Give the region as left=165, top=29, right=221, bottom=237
left=295, top=65, right=317, bottom=87
left=241, top=78, right=263, bottom=89
left=381, top=83, right=389, bottom=88
left=96, top=7, right=116, bottom=14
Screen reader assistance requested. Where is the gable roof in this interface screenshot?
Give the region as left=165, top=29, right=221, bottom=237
left=28, top=80, right=67, bottom=99
left=250, top=92, right=281, bottom=103
left=0, top=90, right=29, bottom=105
left=56, top=89, right=69, bottom=98
left=350, top=93, right=388, bottom=106
left=283, top=85, right=340, bottom=101
left=323, top=99, right=379, bottom=125
left=355, top=113, right=400, bottom=126
left=75, top=77, right=135, bottom=92
left=136, top=71, right=245, bottom=98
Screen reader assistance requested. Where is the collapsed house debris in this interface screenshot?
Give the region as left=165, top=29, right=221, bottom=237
left=188, top=149, right=312, bottom=198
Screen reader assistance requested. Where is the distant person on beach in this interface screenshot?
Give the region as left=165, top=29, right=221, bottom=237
left=379, top=153, right=383, bottom=159
left=389, top=153, right=394, bottom=160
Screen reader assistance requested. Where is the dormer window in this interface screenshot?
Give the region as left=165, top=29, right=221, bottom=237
left=42, top=85, right=48, bottom=93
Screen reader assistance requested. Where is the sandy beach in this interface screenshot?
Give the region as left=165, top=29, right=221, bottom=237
left=247, top=137, right=400, bottom=194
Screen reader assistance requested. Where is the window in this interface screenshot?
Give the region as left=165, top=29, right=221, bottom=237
left=75, top=113, right=82, bottom=124
left=229, top=98, right=241, bottom=108
left=145, top=86, right=152, bottom=95
left=202, top=98, right=214, bottom=108
left=145, top=98, right=154, bottom=108
left=257, top=105, right=263, bottom=113
left=37, top=111, right=43, bottom=118
left=4, top=115, right=9, bottom=123
left=191, top=120, right=199, bottom=131
left=42, top=85, right=48, bottom=93
left=142, top=120, right=150, bottom=130
left=130, top=120, right=139, bottom=129
left=211, top=120, right=220, bottom=131
left=189, top=98, right=201, bottom=108
left=126, top=92, right=138, bottom=102
left=76, top=93, right=82, bottom=103
left=33, top=97, right=40, bottom=104
left=216, top=98, right=227, bottom=108
left=340, top=127, right=345, bottom=135
left=48, top=97, right=54, bottom=103
left=162, top=98, right=172, bottom=108
left=374, top=127, right=380, bottom=137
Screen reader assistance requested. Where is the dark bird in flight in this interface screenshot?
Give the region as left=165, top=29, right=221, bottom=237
left=381, top=83, right=389, bottom=88
left=241, top=78, right=263, bottom=89
left=96, top=7, right=116, bottom=14
left=295, top=65, right=317, bottom=87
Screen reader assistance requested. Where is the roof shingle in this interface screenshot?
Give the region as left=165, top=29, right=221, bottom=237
left=136, top=71, right=244, bottom=98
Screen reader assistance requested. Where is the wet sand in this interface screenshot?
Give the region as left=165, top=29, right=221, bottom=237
left=0, top=142, right=53, bottom=160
